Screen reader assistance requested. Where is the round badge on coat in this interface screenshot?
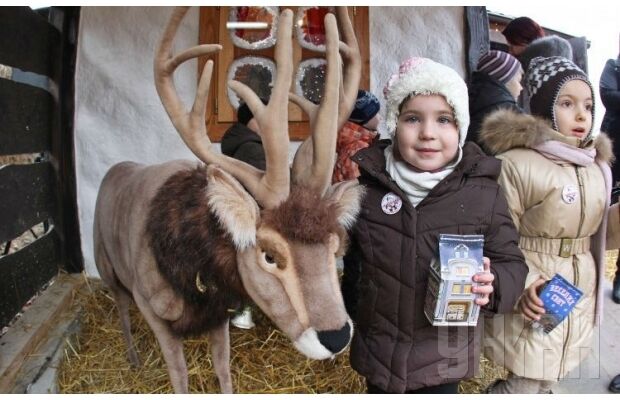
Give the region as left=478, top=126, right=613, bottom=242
left=381, top=192, right=402, bottom=215
left=561, top=185, right=579, bottom=204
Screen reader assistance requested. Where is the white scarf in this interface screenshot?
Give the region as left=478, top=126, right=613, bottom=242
left=384, top=145, right=463, bottom=208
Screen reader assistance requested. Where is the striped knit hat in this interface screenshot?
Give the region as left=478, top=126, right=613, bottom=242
left=526, top=56, right=595, bottom=140
left=476, top=50, right=521, bottom=84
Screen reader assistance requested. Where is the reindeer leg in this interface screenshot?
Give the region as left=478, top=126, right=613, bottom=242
left=207, top=320, right=233, bottom=393
left=94, top=241, right=141, bottom=367
left=112, top=287, right=141, bottom=367
left=133, top=290, right=189, bottom=393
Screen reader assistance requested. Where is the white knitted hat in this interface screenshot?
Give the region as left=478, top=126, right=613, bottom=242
left=383, top=57, right=469, bottom=145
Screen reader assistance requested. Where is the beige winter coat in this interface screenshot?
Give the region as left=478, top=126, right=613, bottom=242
left=478, top=109, right=619, bottom=381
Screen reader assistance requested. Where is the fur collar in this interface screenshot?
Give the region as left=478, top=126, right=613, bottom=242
left=479, top=109, right=614, bottom=164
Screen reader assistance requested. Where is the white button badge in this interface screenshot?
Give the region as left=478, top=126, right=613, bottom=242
left=561, top=185, right=578, bottom=204
left=381, top=192, right=402, bottom=215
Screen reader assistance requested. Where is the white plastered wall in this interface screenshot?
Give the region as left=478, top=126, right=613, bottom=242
left=370, top=7, right=466, bottom=136
left=74, top=6, right=466, bottom=277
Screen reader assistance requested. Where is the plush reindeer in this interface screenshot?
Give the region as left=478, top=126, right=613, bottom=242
left=93, top=6, right=364, bottom=393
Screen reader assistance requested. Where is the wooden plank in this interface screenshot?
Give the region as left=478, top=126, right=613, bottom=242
left=0, top=79, right=53, bottom=156
left=50, top=6, right=84, bottom=274
left=0, top=163, right=56, bottom=244
left=0, top=273, right=81, bottom=392
left=353, top=7, right=371, bottom=92
left=0, top=7, right=60, bottom=77
left=200, top=6, right=228, bottom=142
left=218, top=7, right=236, bottom=124
left=465, top=6, right=490, bottom=83
left=0, top=229, right=60, bottom=329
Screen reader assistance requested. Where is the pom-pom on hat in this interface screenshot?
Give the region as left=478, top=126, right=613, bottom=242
left=526, top=56, right=595, bottom=140
left=383, top=57, right=469, bottom=145
left=476, top=50, right=521, bottom=84
left=349, top=90, right=380, bottom=125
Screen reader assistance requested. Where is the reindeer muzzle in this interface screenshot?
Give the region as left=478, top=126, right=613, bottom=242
left=317, top=321, right=352, bottom=354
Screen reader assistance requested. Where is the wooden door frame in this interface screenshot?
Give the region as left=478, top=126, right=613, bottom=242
left=465, top=6, right=490, bottom=83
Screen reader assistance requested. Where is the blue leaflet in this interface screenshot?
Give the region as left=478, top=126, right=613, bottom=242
left=537, top=274, right=584, bottom=334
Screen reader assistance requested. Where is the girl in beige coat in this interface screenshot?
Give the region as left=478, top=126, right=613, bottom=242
left=479, top=56, right=619, bottom=393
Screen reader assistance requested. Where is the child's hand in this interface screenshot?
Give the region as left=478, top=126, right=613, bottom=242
left=518, top=278, right=547, bottom=321
left=472, top=257, right=494, bottom=306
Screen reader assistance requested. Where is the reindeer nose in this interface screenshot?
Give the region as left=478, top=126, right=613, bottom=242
left=317, top=322, right=351, bottom=354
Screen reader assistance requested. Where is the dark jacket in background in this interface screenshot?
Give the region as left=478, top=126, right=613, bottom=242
left=220, top=122, right=266, bottom=170
left=343, top=140, right=527, bottom=393
left=467, top=71, right=522, bottom=148
left=600, top=57, right=620, bottom=182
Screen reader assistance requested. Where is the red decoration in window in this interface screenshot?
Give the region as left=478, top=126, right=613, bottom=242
left=300, top=7, right=329, bottom=47
left=232, top=6, right=274, bottom=44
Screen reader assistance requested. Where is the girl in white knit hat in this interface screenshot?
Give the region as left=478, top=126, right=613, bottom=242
left=341, top=57, right=527, bottom=393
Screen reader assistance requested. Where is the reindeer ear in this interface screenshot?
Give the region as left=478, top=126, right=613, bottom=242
left=206, top=165, right=260, bottom=250
left=325, top=180, right=366, bottom=229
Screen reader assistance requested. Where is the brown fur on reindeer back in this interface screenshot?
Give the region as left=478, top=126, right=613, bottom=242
left=146, top=166, right=248, bottom=337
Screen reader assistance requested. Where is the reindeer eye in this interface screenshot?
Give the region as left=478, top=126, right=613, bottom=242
left=264, top=252, right=276, bottom=265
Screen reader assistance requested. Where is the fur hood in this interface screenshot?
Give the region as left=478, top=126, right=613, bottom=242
left=479, top=109, right=614, bottom=164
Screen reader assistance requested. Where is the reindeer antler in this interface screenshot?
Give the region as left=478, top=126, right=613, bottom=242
left=156, top=7, right=351, bottom=206
left=154, top=7, right=221, bottom=164
left=227, top=9, right=295, bottom=208
left=291, top=7, right=361, bottom=191
left=155, top=7, right=291, bottom=209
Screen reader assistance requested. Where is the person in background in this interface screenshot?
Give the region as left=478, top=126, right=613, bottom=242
left=332, top=89, right=381, bottom=183
left=336, top=91, right=381, bottom=318
left=601, top=42, right=620, bottom=366
left=600, top=42, right=620, bottom=186
left=220, top=99, right=268, bottom=329
left=467, top=50, right=523, bottom=147
left=610, top=374, right=620, bottom=393
left=220, top=100, right=267, bottom=172
left=480, top=56, right=617, bottom=393
left=343, top=57, right=527, bottom=394
left=502, top=16, right=545, bottom=57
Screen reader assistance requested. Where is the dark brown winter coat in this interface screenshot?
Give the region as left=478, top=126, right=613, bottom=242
left=344, top=140, right=528, bottom=393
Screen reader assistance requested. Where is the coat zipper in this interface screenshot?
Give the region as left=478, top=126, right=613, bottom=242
left=558, top=166, right=585, bottom=379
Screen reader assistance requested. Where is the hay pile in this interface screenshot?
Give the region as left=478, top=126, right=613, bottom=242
left=57, top=282, right=507, bottom=393
left=58, top=282, right=365, bottom=393
left=60, top=246, right=620, bottom=394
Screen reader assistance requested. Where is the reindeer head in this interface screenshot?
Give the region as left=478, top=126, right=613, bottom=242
left=154, top=7, right=363, bottom=359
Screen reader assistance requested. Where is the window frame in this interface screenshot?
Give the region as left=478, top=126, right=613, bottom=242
left=198, top=6, right=370, bottom=142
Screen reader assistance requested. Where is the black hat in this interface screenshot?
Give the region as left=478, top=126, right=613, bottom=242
left=237, top=97, right=269, bottom=126
left=349, top=90, right=380, bottom=125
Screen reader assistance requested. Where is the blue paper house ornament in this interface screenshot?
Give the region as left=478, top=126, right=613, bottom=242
left=424, top=234, right=484, bottom=326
